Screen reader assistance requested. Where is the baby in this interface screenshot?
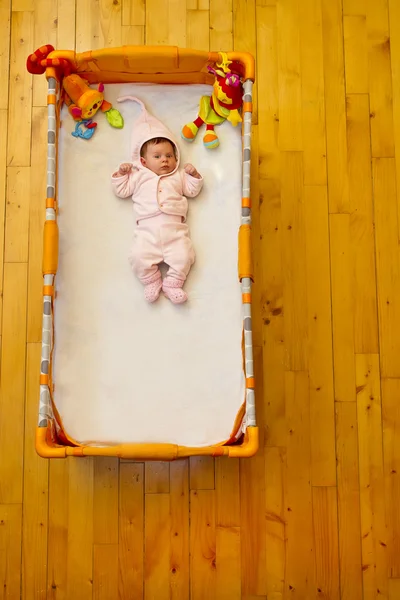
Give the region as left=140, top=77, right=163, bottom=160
left=111, top=97, right=203, bottom=304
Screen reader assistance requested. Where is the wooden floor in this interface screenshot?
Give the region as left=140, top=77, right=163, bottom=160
left=1, top=0, right=400, bottom=598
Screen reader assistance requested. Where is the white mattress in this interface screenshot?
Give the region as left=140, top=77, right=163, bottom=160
left=54, top=83, right=245, bottom=447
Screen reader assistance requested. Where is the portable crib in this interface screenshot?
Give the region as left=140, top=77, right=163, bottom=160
left=32, top=45, right=257, bottom=460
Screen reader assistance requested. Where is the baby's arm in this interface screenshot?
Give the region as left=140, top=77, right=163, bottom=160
left=182, top=163, right=204, bottom=198
left=111, top=163, right=139, bottom=198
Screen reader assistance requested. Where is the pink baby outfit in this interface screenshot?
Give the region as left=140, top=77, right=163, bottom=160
left=111, top=97, right=203, bottom=303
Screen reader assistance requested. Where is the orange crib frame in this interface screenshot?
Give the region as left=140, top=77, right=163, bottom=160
left=34, top=45, right=258, bottom=460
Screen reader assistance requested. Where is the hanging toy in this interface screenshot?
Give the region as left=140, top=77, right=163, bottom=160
left=181, top=53, right=244, bottom=149
left=26, top=45, right=124, bottom=139
left=71, top=119, right=97, bottom=140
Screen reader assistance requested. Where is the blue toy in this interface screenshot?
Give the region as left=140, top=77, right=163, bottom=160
left=71, top=119, right=97, bottom=140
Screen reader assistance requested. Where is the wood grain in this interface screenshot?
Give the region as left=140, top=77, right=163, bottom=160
left=93, top=457, right=119, bottom=544
left=66, top=458, right=94, bottom=600
left=321, top=0, right=349, bottom=212
left=312, top=487, right=340, bottom=599
left=382, top=378, right=400, bottom=578
left=356, top=354, right=388, bottom=599
left=304, top=185, right=335, bottom=485
left=0, top=504, right=23, bottom=598
left=170, top=460, right=189, bottom=600
left=0, top=1, right=11, bottom=110
left=190, top=490, right=216, bottom=600
left=93, top=544, right=118, bottom=600
left=145, top=462, right=170, bottom=493
left=144, top=494, right=170, bottom=600
left=343, top=16, right=368, bottom=93
left=373, top=158, right=400, bottom=377
left=119, top=462, right=144, bottom=599
left=0, top=263, right=27, bottom=505
left=335, top=402, right=363, bottom=600
left=285, top=371, right=315, bottom=599
left=265, top=446, right=286, bottom=600
left=22, top=343, right=48, bottom=599
left=346, top=94, right=378, bottom=354
left=7, top=11, right=33, bottom=167
left=47, top=460, right=69, bottom=599
left=330, top=214, right=356, bottom=402
left=4, top=167, right=30, bottom=263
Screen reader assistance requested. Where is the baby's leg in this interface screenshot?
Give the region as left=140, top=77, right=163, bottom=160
left=160, top=222, right=195, bottom=304
left=129, top=225, right=163, bottom=302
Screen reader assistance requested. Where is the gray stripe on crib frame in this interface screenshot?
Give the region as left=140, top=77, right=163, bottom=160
left=38, top=77, right=57, bottom=427
left=241, top=79, right=256, bottom=429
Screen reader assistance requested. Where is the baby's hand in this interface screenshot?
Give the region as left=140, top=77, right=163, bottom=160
left=119, top=163, right=133, bottom=175
left=184, top=163, right=201, bottom=179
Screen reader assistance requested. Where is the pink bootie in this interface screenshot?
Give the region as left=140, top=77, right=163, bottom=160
left=143, top=272, right=162, bottom=303
left=162, top=276, right=188, bottom=304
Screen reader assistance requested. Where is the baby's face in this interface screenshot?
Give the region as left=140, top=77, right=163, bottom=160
left=141, top=141, right=177, bottom=176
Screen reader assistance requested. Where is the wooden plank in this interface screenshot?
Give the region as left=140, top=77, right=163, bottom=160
left=47, top=460, right=69, bottom=599
left=170, top=460, right=189, bottom=600
left=312, top=487, right=340, bottom=599
left=329, top=214, right=356, bottom=401
left=145, top=462, right=170, bottom=493
left=11, top=0, right=34, bottom=8
left=281, top=152, right=307, bottom=371
left=0, top=504, right=22, bottom=598
left=0, top=110, right=7, bottom=328
left=190, top=490, right=216, bottom=600
left=249, top=125, right=263, bottom=349
left=4, top=166, right=30, bottom=262
left=390, top=0, right=400, bottom=239
left=321, top=0, right=350, bottom=212
left=122, top=0, right=145, bottom=25
left=189, top=456, right=215, bottom=490
left=256, top=5, right=279, bottom=180
left=343, top=16, right=368, bottom=93
left=168, top=0, right=186, bottom=47
left=146, top=0, right=169, bottom=44
left=210, top=0, right=233, bottom=51
left=7, top=10, right=33, bottom=167
left=0, top=1, right=11, bottom=109
left=382, top=378, right=400, bottom=578
left=304, top=186, right=336, bottom=485
left=122, top=25, right=144, bottom=45
left=22, top=343, right=48, bottom=599
left=257, top=6, right=285, bottom=445
left=216, top=526, right=241, bottom=600
left=93, top=457, right=119, bottom=544
left=187, top=10, right=209, bottom=51
left=373, top=158, right=400, bottom=377
left=215, top=457, right=240, bottom=527
left=367, top=0, right=394, bottom=158
left=233, top=0, right=257, bottom=121
left=299, top=0, right=327, bottom=184
left=187, top=0, right=209, bottom=7
left=265, top=446, right=286, bottom=600
left=0, top=263, right=27, bottom=504
left=76, top=0, right=122, bottom=51
left=240, top=346, right=266, bottom=596
left=347, top=94, right=378, bottom=354
left=356, top=354, right=388, bottom=599
left=32, top=0, right=57, bottom=107
left=66, top=458, right=94, bottom=600
left=119, top=462, right=144, bottom=600
left=57, top=0, right=76, bottom=49
left=343, top=0, right=365, bottom=14
left=389, top=579, right=400, bottom=599
left=276, top=0, right=302, bottom=151
left=27, top=107, right=46, bottom=343
left=284, top=371, right=315, bottom=598
left=99, top=0, right=122, bottom=47
left=93, top=544, right=118, bottom=600
left=144, top=494, right=170, bottom=600
left=335, top=402, right=363, bottom=600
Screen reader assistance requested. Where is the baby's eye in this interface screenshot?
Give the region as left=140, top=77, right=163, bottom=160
left=154, top=155, right=160, bottom=158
